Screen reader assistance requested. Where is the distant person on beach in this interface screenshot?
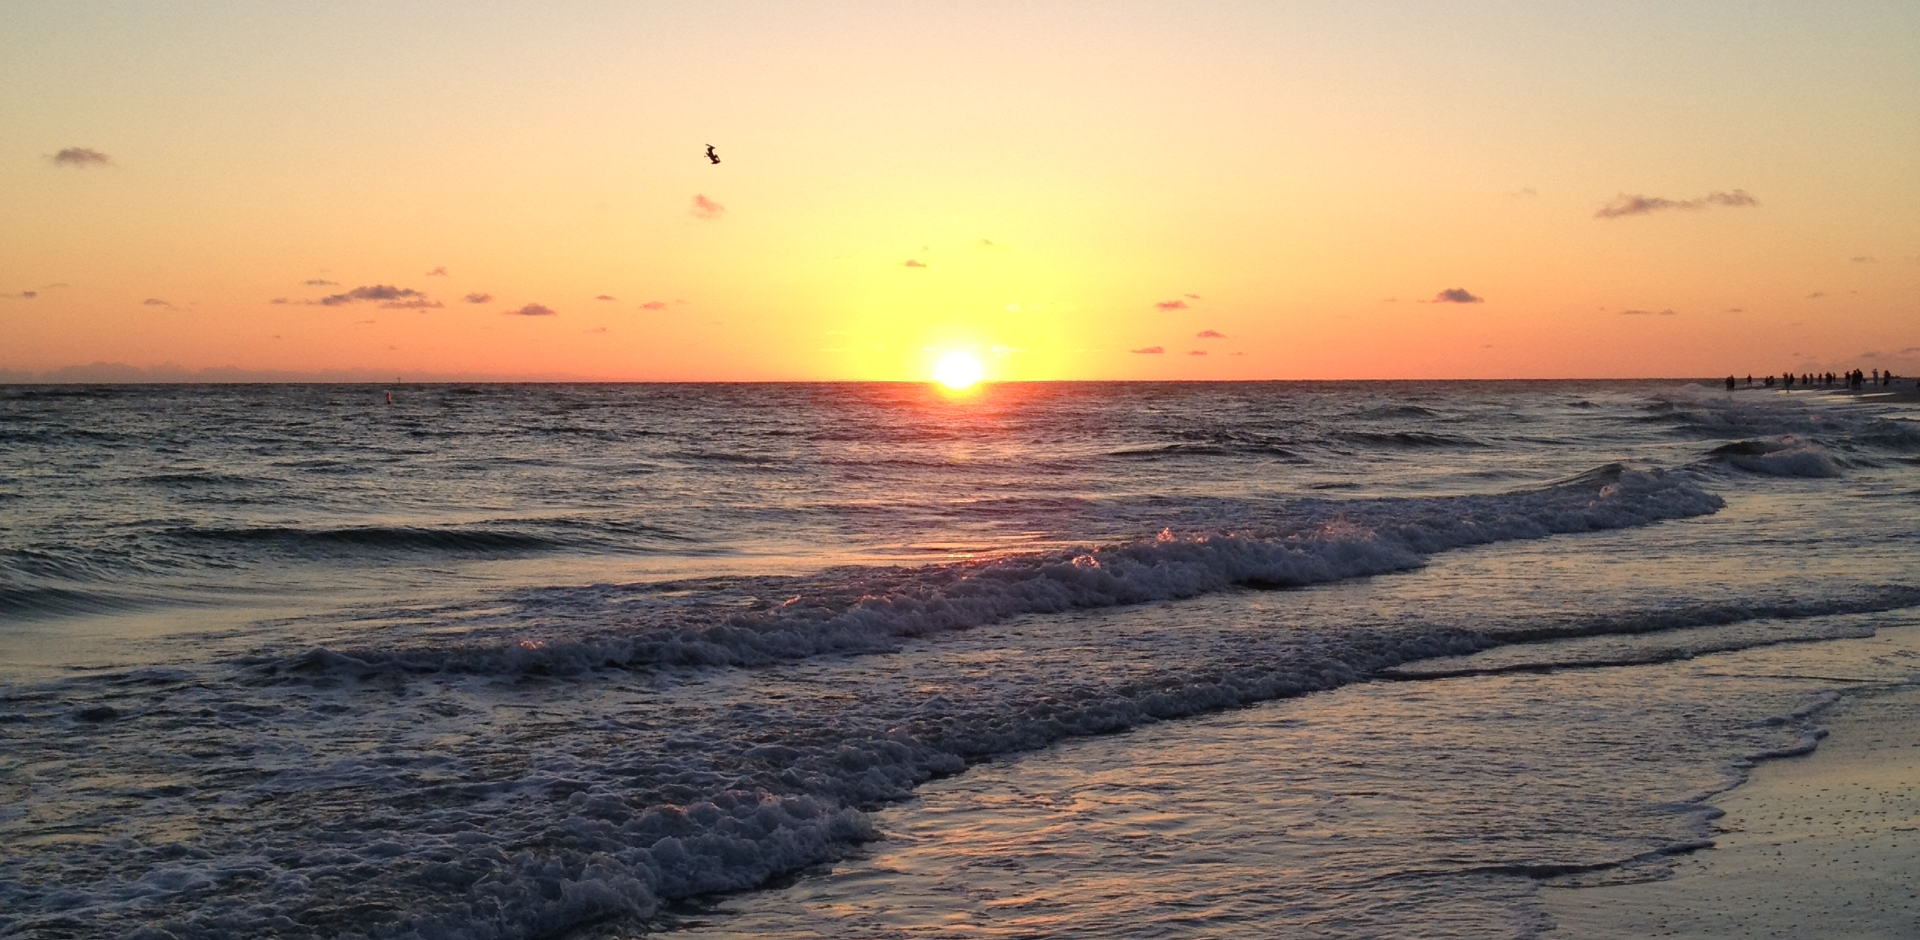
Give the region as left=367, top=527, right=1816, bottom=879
left=1725, top=375, right=1736, bottom=391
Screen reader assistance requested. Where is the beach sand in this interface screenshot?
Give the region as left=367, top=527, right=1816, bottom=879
left=1541, top=683, right=1920, bottom=938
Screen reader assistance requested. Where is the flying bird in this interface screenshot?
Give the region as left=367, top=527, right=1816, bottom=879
left=705, top=144, right=720, bottom=165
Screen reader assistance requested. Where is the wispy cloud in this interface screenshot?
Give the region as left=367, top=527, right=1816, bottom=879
left=1807, top=292, right=1826, bottom=299
left=1196, top=329, right=1227, bottom=339
left=1619, top=308, right=1676, bottom=316
left=903, top=259, right=926, bottom=268
left=318, top=285, right=427, bottom=306
left=381, top=298, right=443, bottom=310
left=1431, top=288, right=1484, bottom=304
left=1187, top=350, right=1208, bottom=356
left=690, top=194, right=726, bottom=219
left=1851, top=256, right=1876, bottom=263
left=507, top=303, right=557, bottom=317
left=1155, top=299, right=1189, bottom=311
left=1725, top=307, right=1745, bottom=313
left=1594, top=189, right=1758, bottom=219
left=585, top=326, right=607, bottom=333
left=1184, top=293, right=1202, bottom=300
left=50, top=147, right=111, bottom=167
left=463, top=292, right=493, bottom=304
left=5, top=291, right=38, bottom=300
left=639, top=300, right=668, bottom=310
left=1130, top=346, right=1165, bottom=354
left=142, top=298, right=171, bottom=307
left=425, top=266, right=448, bottom=276
left=595, top=294, right=616, bottom=301
left=303, top=279, right=338, bottom=287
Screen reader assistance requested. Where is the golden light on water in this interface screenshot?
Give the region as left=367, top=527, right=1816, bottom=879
left=933, top=351, right=985, bottom=390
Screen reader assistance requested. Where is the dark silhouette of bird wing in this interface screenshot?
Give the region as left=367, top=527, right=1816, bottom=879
left=705, top=145, right=720, bottom=164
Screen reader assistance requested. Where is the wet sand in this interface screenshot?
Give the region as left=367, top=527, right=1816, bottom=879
left=1541, top=684, right=1920, bottom=938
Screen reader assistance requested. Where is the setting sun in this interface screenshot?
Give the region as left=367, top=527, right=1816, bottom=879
left=933, top=351, right=985, bottom=390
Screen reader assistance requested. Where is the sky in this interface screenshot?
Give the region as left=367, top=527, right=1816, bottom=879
left=3, top=1, right=1916, bottom=381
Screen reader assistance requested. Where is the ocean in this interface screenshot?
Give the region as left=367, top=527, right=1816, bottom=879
left=2, top=381, right=1916, bottom=939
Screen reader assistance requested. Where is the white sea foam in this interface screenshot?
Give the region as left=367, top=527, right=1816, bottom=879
left=272, top=464, right=1722, bottom=678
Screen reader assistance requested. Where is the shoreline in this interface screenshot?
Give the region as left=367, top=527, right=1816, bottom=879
left=1540, top=681, right=1920, bottom=938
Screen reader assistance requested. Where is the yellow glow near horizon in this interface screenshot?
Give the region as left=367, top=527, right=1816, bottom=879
left=933, top=351, right=984, bottom=390
left=2, top=5, right=1916, bottom=380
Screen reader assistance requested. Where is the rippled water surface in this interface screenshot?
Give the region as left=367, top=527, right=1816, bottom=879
left=1, top=381, right=1916, bottom=939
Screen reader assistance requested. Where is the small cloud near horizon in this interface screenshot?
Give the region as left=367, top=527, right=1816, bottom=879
left=1155, top=299, right=1189, bottom=311
left=1594, top=189, right=1758, bottom=219
left=425, top=267, right=448, bottom=276
left=902, top=259, right=926, bottom=268
left=51, top=147, right=112, bottom=167
left=1196, top=330, right=1227, bottom=339
left=507, top=303, right=557, bottom=317
left=6, top=290, right=39, bottom=300
left=142, top=298, right=170, bottom=307
left=303, top=279, right=338, bottom=287
left=1130, top=346, right=1165, bottom=355
left=1187, top=350, right=1208, bottom=356
left=1725, top=307, right=1746, bottom=313
left=586, top=326, right=607, bottom=333
left=1618, top=308, right=1676, bottom=316
left=463, top=292, right=493, bottom=304
left=690, top=194, right=726, bottom=220
left=1851, top=256, right=1876, bottom=263
left=1431, top=288, right=1484, bottom=304
left=1184, top=293, right=1201, bottom=300
left=1807, top=292, right=1826, bottom=299
left=595, top=294, right=616, bottom=301
left=318, top=285, right=427, bottom=306
left=381, top=299, right=443, bottom=310
left=639, top=300, right=668, bottom=310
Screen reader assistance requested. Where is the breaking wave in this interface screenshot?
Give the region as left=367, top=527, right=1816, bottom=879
left=1706, top=437, right=1845, bottom=477
left=268, top=464, right=1722, bottom=677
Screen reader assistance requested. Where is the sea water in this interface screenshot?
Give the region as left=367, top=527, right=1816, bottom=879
left=1, top=381, right=1915, bottom=938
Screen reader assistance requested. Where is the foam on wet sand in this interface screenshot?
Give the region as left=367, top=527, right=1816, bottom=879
left=1542, top=684, right=1920, bottom=938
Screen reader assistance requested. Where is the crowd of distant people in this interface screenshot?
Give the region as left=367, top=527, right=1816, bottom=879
left=1724, top=369, right=1902, bottom=391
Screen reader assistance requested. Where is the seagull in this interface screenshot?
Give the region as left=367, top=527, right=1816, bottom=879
left=705, top=144, right=720, bottom=165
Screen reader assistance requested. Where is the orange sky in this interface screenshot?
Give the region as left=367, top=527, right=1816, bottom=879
left=3, top=2, right=1917, bottom=381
